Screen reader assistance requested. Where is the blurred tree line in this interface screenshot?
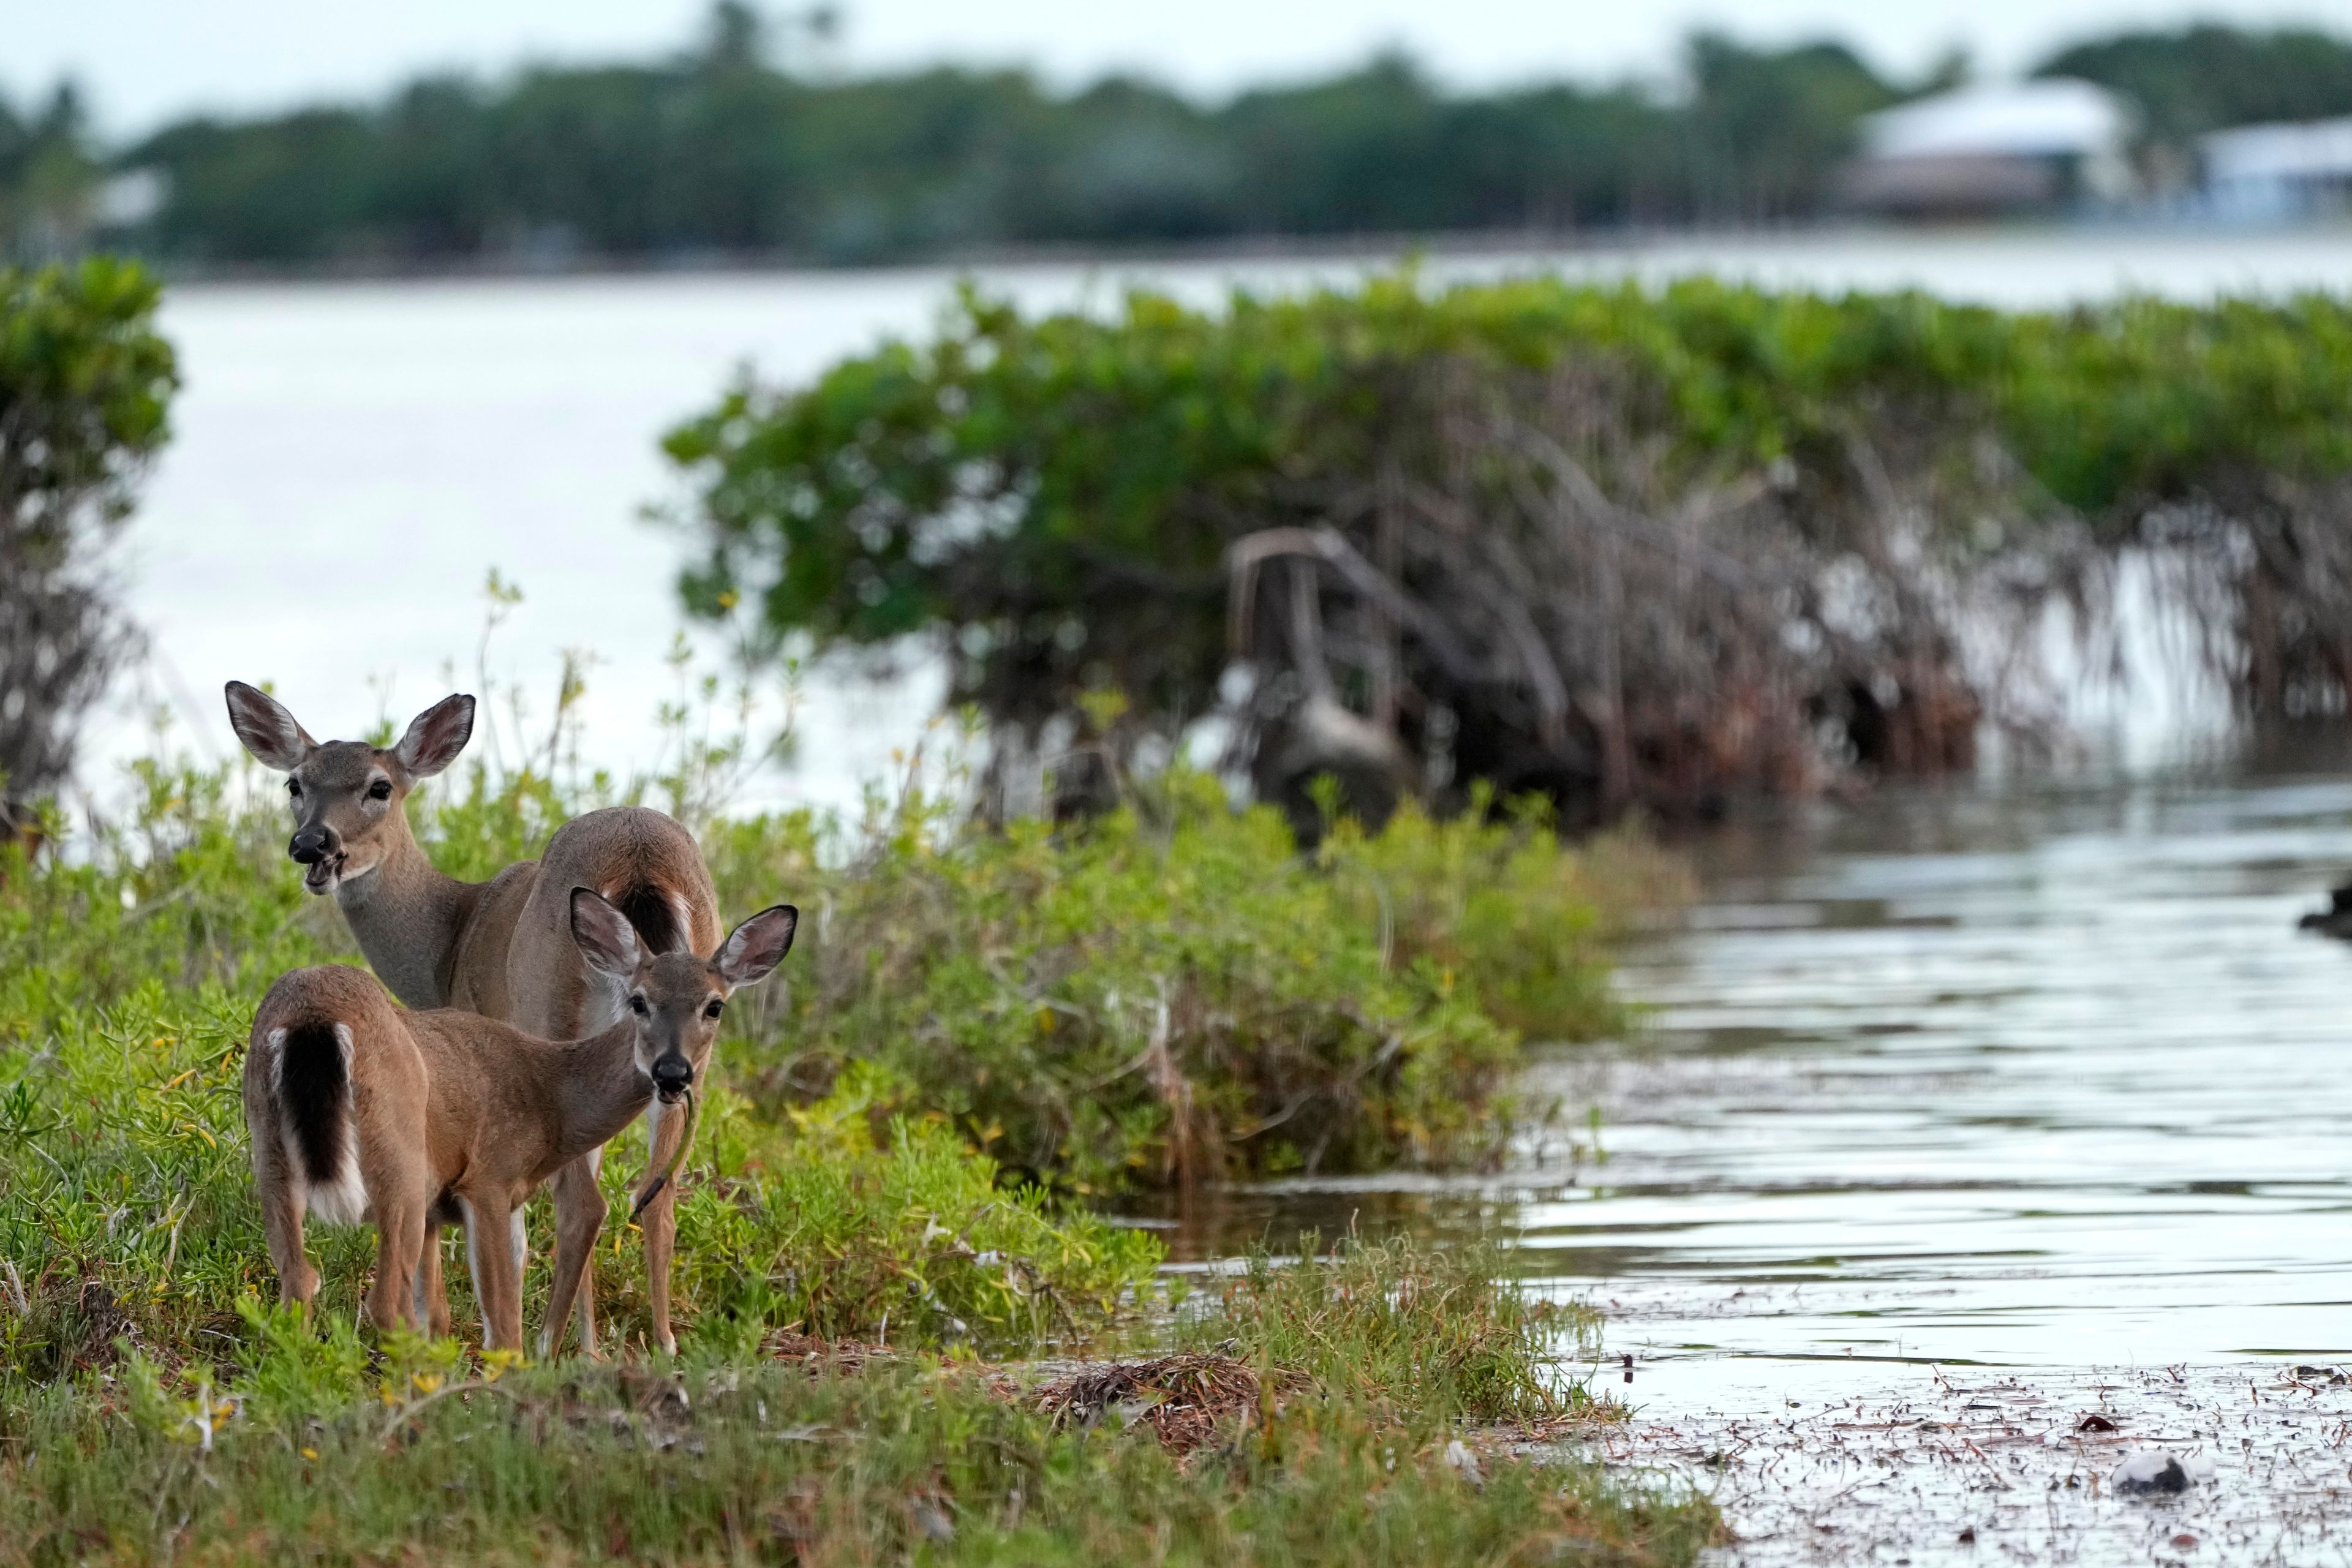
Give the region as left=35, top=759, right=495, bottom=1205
left=0, top=86, right=104, bottom=262
left=2036, top=26, right=2352, bottom=151
left=7, top=10, right=2352, bottom=268
left=0, top=260, right=176, bottom=835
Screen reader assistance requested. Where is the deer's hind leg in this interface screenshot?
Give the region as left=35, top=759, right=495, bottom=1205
left=361, top=1149, right=433, bottom=1335
left=367, top=1197, right=427, bottom=1336
left=254, top=1137, right=320, bottom=1311
left=413, top=1222, right=452, bottom=1338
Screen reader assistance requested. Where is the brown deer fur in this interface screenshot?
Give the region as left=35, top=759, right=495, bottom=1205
left=225, top=681, right=723, bottom=1354
left=244, top=892, right=797, bottom=1352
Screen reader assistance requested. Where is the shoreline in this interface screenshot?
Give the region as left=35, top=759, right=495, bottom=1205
left=126, top=216, right=2352, bottom=293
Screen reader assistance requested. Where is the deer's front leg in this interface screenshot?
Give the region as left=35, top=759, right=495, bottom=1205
left=551, top=1151, right=603, bottom=1357
left=540, top=1160, right=608, bottom=1360
left=641, top=1098, right=694, bottom=1355
left=458, top=1191, right=524, bottom=1354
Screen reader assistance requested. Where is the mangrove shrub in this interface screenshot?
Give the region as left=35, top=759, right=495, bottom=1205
left=0, top=258, right=176, bottom=828
left=668, top=274, right=2352, bottom=820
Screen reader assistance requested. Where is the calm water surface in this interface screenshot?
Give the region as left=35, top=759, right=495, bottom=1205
left=1159, top=750, right=2352, bottom=1421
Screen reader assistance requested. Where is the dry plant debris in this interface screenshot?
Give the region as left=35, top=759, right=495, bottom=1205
left=1031, top=1353, right=1302, bottom=1457
left=757, top=1333, right=1310, bottom=1462
left=760, top=1327, right=899, bottom=1374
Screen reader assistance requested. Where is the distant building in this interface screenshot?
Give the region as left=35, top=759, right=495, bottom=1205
left=2201, top=118, right=2352, bottom=220
left=1841, top=80, right=2136, bottom=217
left=95, top=169, right=167, bottom=230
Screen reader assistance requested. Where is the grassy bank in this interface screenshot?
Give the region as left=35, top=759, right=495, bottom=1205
left=0, top=727, right=1670, bottom=1337
left=0, top=1236, right=1713, bottom=1566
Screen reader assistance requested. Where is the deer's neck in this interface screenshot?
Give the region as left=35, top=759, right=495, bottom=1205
left=550, top=1021, right=654, bottom=1169
left=334, top=816, right=478, bottom=1009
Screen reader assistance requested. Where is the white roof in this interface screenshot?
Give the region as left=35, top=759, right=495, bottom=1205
left=2202, top=116, right=2352, bottom=183
left=1861, top=80, right=2128, bottom=162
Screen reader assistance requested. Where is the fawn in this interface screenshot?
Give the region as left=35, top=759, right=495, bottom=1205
left=244, top=888, right=796, bottom=1353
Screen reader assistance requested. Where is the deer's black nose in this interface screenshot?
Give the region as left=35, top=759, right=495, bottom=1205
left=650, top=1055, right=694, bottom=1099
left=289, top=825, right=337, bottom=864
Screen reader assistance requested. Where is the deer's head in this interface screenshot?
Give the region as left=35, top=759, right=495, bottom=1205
left=568, top=888, right=797, bottom=1103
left=224, top=682, right=475, bottom=895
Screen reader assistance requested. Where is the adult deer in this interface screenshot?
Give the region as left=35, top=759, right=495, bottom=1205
left=245, top=892, right=797, bottom=1351
left=225, top=680, right=722, bottom=1354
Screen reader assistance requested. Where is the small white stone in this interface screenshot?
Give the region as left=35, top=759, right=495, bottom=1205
left=1444, top=1438, right=1485, bottom=1487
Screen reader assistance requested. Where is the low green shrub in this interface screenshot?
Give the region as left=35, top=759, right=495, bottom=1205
left=0, top=761, right=328, bottom=1035
left=617, top=1065, right=1158, bottom=1348
left=0, top=257, right=178, bottom=821
left=1180, top=1231, right=1596, bottom=1422
left=3, top=748, right=1657, bottom=1198
left=707, top=772, right=1654, bottom=1193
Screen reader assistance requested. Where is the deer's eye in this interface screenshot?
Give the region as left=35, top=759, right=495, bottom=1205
left=628, top=995, right=649, bottom=1017
left=368, top=780, right=392, bottom=801
left=287, top=779, right=301, bottom=798
left=703, top=1000, right=724, bottom=1021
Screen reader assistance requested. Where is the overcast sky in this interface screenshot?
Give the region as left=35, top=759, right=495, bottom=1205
left=9, top=1, right=2352, bottom=136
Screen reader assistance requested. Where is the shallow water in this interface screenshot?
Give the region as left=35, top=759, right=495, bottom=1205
left=1169, top=747, right=2352, bottom=1376
left=1147, top=744, right=2352, bottom=1558
left=1566, top=758, right=2352, bottom=1388
left=1594, top=1362, right=2352, bottom=1566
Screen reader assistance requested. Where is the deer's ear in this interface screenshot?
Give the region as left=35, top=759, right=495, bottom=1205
left=570, top=888, right=644, bottom=981
left=715, top=904, right=797, bottom=989
left=393, top=693, right=475, bottom=778
left=224, top=681, right=316, bottom=771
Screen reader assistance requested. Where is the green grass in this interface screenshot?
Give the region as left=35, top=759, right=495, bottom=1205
left=1, top=1340, right=1716, bottom=1567
left=0, top=1231, right=1713, bottom=1566
left=1177, top=1232, right=1595, bottom=1423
